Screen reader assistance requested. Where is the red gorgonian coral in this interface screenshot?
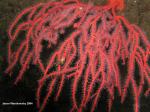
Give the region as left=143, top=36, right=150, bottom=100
left=6, top=0, right=150, bottom=112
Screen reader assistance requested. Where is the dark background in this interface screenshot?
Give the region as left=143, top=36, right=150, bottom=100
left=0, top=0, right=150, bottom=112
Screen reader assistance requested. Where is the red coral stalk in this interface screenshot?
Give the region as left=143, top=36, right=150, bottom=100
left=6, top=0, right=150, bottom=112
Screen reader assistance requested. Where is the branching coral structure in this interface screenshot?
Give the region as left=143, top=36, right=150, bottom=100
left=6, top=0, right=150, bottom=112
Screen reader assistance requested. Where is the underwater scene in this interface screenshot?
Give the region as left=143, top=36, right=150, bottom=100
left=0, top=0, right=150, bottom=112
